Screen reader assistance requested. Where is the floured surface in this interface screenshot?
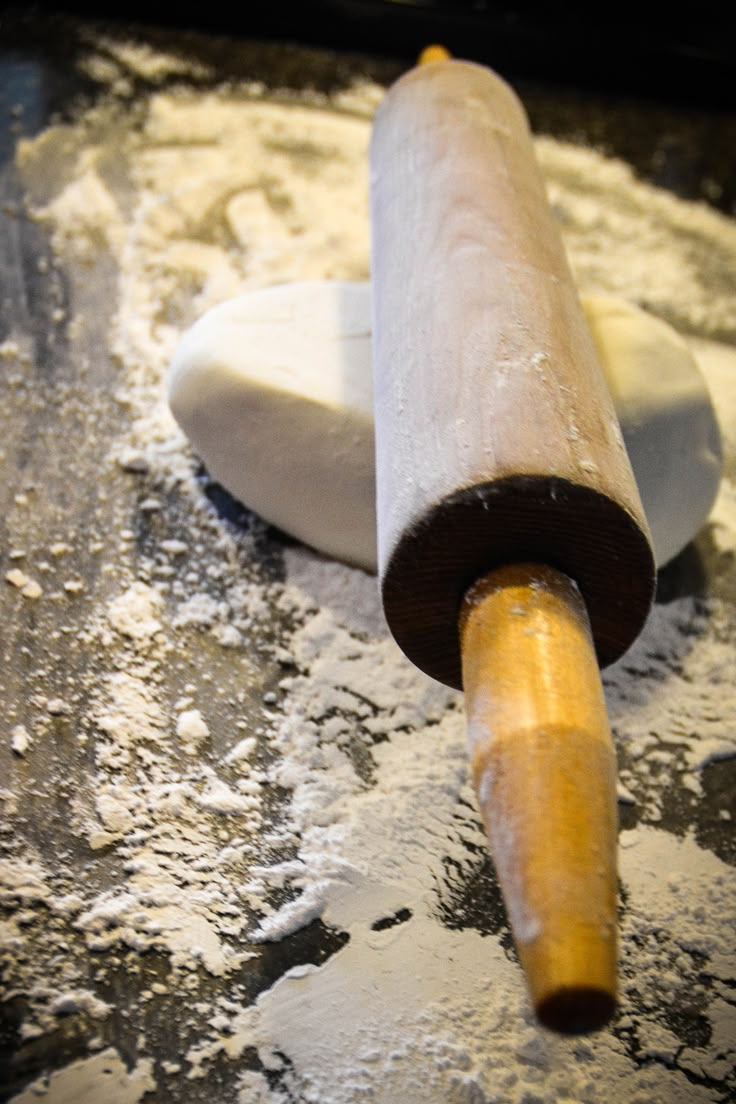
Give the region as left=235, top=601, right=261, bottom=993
left=9, top=1049, right=155, bottom=1104
left=1, top=20, right=735, bottom=1104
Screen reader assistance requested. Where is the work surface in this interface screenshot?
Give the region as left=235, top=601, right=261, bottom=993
left=0, top=12, right=735, bottom=1104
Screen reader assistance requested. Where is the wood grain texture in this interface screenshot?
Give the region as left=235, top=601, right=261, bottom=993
left=370, top=60, right=654, bottom=687
left=460, top=564, right=619, bottom=1032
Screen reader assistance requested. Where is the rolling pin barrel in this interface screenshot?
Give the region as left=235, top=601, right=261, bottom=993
left=370, top=59, right=655, bottom=1032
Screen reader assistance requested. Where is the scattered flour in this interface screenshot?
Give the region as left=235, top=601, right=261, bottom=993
left=537, top=138, right=736, bottom=342
left=5, top=568, right=43, bottom=599
left=10, top=725, right=31, bottom=756
left=176, top=707, right=210, bottom=751
left=1, top=27, right=734, bottom=1104
left=9, top=1048, right=155, bottom=1104
left=107, top=582, right=164, bottom=642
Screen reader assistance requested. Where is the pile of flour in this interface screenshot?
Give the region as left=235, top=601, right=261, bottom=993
left=2, top=30, right=735, bottom=1104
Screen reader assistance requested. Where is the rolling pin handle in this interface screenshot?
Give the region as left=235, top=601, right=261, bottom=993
left=459, top=563, right=619, bottom=1033
left=418, top=44, right=452, bottom=65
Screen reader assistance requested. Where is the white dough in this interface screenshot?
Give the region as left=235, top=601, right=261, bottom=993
left=583, top=296, right=722, bottom=566
left=169, top=281, right=376, bottom=569
left=168, top=281, right=722, bottom=570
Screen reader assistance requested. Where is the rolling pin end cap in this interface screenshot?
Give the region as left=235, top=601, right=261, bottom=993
left=536, top=986, right=616, bottom=1035
left=520, top=923, right=618, bottom=1034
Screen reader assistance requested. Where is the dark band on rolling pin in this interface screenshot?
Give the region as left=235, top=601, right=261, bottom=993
left=382, top=474, right=655, bottom=690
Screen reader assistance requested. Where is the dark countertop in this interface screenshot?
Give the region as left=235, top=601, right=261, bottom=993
left=0, top=10, right=734, bottom=1104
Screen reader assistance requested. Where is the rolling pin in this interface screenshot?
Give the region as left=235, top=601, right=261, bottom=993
left=370, top=56, right=656, bottom=1032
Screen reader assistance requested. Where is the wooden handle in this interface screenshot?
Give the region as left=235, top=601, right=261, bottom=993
left=460, top=563, right=618, bottom=1033
left=418, top=44, right=451, bottom=65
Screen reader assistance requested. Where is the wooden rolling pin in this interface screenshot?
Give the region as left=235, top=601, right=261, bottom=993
left=370, top=57, right=656, bottom=1032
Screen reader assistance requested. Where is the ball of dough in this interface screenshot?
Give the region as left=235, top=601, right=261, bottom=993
left=168, top=281, right=722, bottom=571
left=169, top=281, right=376, bottom=570
left=581, top=295, right=722, bottom=568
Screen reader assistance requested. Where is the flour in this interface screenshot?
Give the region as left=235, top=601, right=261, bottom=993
left=175, top=707, right=210, bottom=752
left=107, top=582, right=164, bottom=642
left=2, top=28, right=735, bottom=1104
left=82, top=34, right=213, bottom=84
left=9, top=1048, right=155, bottom=1104
left=189, top=829, right=733, bottom=1104
left=537, top=138, right=736, bottom=342
left=5, top=569, right=43, bottom=599
left=9, top=725, right=31, bottom=756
